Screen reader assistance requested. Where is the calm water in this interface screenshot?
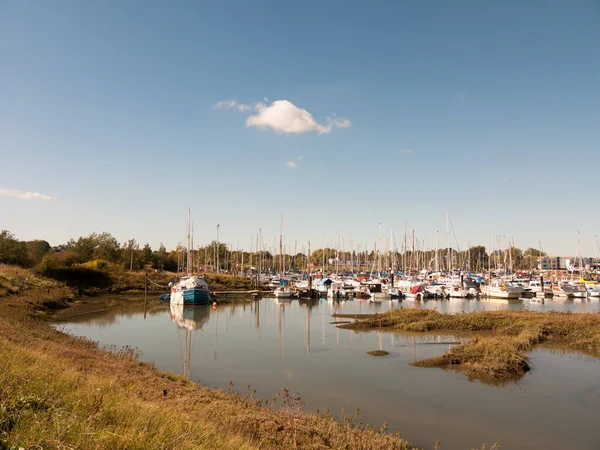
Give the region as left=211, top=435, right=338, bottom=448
left=57, top=297, right=600, bottom=450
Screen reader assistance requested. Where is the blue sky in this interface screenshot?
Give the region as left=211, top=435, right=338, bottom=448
left=1, top=0, right=599, bottom=256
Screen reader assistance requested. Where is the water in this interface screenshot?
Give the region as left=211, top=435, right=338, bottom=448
left=57, top=297, right=600, bottom=450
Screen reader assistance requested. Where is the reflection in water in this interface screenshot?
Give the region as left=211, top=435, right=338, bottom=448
left=169, top=303, right=211, bottom=378
left=59, top=296, right=600, bottom=450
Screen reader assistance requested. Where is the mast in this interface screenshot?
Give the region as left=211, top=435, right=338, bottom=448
left=349, top=233, right=353, bottom=274
left=377, top=223, right=382, bottom=276
left=488, top=232, right=491, bottom=281
left=279, top=214, right=283, bottom=278
left=411, top=230, right=415, bottom=276
left=187, top=209, right=192, bottom=275
left=389, top=226, right=393, bottom=274
left=403, top=222, right=407, bottom=274
left=435, top=231, right=439, bottom=273
left=446, top=212, right=450, bottom=274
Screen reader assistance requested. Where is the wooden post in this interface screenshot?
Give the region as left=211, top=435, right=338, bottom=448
left=144, top=272, right=148, bottom=320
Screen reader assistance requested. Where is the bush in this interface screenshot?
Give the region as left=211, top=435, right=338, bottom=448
left=40, top=267, right=112, bottom=290
left=80, top=260, right=108, bottom=271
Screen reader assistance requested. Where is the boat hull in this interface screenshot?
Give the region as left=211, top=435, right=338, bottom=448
left=171, top=288, right=212, bottom=305
left=481, top=287, right=521, bottom=299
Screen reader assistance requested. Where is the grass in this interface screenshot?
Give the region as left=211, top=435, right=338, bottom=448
left=0, top=288, right=415, bottom=450
left=0, top=264, right=257, bottom=299
left=343, top=308, right=600, bottom=382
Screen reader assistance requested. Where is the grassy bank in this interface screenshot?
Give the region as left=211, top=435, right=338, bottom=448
left=342, top=308, right=600, bottom=382
left=0, top=264, right=256, bottom=299
left=0, top=290, right=415, bottom=450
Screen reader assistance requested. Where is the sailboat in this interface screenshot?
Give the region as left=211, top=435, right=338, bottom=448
left=170, top=210, right=212, bottom=305
left=273, top=214, right=293, bottom=299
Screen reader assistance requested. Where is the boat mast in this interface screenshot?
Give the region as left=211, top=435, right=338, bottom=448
left=349, top=233, right=353, bottom=275
left=389, top=226, right=393, bottom=274
left=279, top=214, right=283, bottom=278
left=435, top=231, right=439, bottom=273
left=377, top=223, right=381, bottom=276
left=411, top=230, right=415, bottom=277
left=488, top=232, right=491, bottom=282
left=187, top=209, right=191, bottom=275
left=403, top=222, right=407, bottom=274
left=446, top=212, right=450, bottom=274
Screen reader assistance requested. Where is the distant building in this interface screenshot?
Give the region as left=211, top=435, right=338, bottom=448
left=539, top=256, right=568, bottom=270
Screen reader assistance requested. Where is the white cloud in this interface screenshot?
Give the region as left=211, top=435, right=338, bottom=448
left=296, top=156, right=304, bottom=160
left=331, top=117, right=352, bottom=128
left=246, top=100, right=351, bottom=135
left=402, top=148, right=413, bottom=153
left=286, top=161, right=297, bottom=168
left=0, top=189, right=51, bottom=200
left=235, top=104, right=251, bottom=112
left=215, top=98, right=352, bottom=135
left=212, top=100, right=251, bottom=112
left=213, top=100, right=237, bottom=109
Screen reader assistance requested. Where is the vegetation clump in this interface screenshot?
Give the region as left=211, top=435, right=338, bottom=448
left=345, top=308, right=600, bottom=382
left=367, top=350, right=390, bottom=356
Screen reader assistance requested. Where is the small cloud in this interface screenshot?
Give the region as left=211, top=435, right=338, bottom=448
left=286, top=161, right=297, bottom=168
left=247, top=100, right=350, bottom=135
left=0, top=189, right=51, bottom=200
left=213, top=100, right=251, bottom=112
left=331, top=116, right=352, bottom=129
left=402, top=148, right=413, bottom=153
left=213, top=100, right=237, bottom=109
left=297, top=156, right=304, bottom=160
left=454, top=92, right=467, bottom=101
left=217, top=98, right=351, bottom=135
left=499, top=178, right=508, bottom=183
left=235, top=104, right=251, bottom=112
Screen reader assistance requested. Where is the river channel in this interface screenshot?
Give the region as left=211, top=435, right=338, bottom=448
left=56, top=297, right=600, bottom=450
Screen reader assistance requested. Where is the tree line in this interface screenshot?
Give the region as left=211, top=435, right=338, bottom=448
left=1, top=229, right=549, bottom=274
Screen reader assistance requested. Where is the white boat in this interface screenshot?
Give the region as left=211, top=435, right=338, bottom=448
left=274, top=286, right=294, bottom=298
left=481, top=280, right=523, bottom=299
left=552, top=283, right=587, bottom=298
left=170, top=276, right=212, bottom=305
left=528, top=280, right=553, bottom=297
left=446, top=284, right=469, bottom=298
left=586, top=286, right=600, bottom=297
left=404, top=284, right=424, bottom=300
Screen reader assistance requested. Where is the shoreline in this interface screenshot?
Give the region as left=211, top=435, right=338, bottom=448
left=0, top=288, right=417, bottom=450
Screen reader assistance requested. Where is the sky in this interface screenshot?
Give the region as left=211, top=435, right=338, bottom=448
left=1, top=0, right=599, bottom=256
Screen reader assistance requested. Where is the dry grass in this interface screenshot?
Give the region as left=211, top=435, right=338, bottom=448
left=344, top=308, right=600, bottom=382
left=0, top=290, right=415, bottom=450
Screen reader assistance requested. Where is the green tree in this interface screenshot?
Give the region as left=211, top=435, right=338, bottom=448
left=66, top=236, right=96, bottom=262
left=93, top=232, right=120, bottom=262
left=141, top=243, right=153, bottom=266
left=25, top=240, right=51, bottom=265
left=122, top=239, right=139, bottom=271
left=0, top=230, right=28, bottom=265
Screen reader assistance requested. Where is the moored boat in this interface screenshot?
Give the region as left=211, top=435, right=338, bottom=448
left=170, top=276, right=212, bottom=305
left=481, top=280, right=523, bottom=299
